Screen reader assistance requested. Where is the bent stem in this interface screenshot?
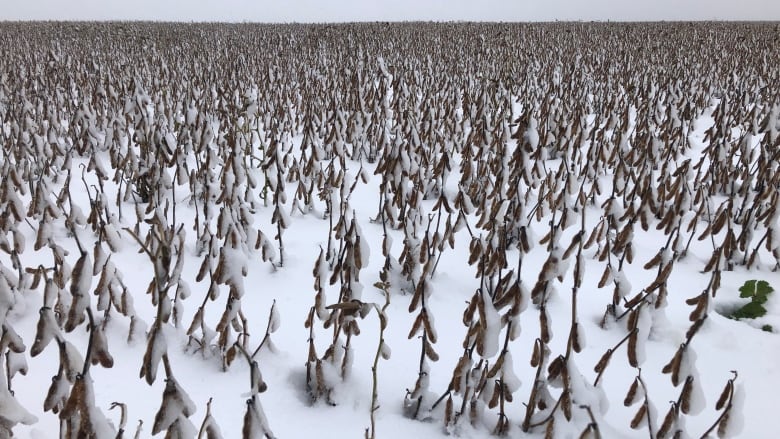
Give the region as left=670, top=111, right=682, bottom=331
left=366, top=285, right=391, bottom=439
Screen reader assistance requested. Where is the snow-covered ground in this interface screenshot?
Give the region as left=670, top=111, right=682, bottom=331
left=1, top=21, right=779, bottom=439
left=3, top=108, right=776, bottom=439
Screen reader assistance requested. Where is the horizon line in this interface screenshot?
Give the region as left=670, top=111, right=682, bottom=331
left=1, top=19, right=778, bottom=24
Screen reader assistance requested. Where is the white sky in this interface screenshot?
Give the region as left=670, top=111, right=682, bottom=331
left=2, top=0, right=778, bottom=22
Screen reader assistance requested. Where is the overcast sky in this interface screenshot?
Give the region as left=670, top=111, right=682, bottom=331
left=2, top=0, right=778, bottom=22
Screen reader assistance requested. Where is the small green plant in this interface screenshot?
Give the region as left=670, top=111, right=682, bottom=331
left=730, top=280, right=774, bottom=320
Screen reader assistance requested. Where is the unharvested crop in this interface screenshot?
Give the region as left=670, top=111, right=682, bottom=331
left=0, top=21, right=778, bottom=438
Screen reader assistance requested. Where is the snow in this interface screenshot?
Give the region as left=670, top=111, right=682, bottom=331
left=0, top=374, right=38, bottom=428
left=0, top=22, right=779, bottom=439
left=722, top=382, right=746, bottom=438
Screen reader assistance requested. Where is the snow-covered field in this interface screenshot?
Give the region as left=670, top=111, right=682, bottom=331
left=1, top=22, right=779, bottom=438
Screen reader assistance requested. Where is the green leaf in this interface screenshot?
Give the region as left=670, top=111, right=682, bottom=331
left=755, top=280, right=774, bottom=302
left=738, top=279, right=773, bottom=300
left=754, top=293, right=770, bottom=305
left=738, top=280, right=757, bottom=298
left=730, top=301, right=767, bottom=319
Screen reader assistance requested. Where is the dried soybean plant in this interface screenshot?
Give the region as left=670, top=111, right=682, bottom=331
left=0, top=21, right=778, bottom=438
left=305, top=208, right=371, bottom=405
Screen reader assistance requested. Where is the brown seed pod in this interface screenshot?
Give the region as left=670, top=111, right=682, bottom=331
left=531, top=339, right=542, bottom=368
left=519, top=227, right=530, bottom=252
left=476, top=329, right=486, bottom=357
left=662, top=346, right=685, bottom=386
left=544, top=416, right=555, bottom=439
left=571, top=323, right=583, bottom=353
left=419, top=238, right=429, bottom=264
left=314, top=359, right=326, bottom=391
left=684, top=293, right=703, bottom=306
left=531, top=281, right=546, bottom=303
left=487, top=354, right=505, bottom=379
left=469, top=398, right=479, bottom=425
left=697, top=222, right=712, bottom=241
left=711, top=208, right=728, bottom=235
left=561, top=390, right=572, bottom=421
left=422, top=311, right=437, bottom=343
left=44, top=374, right=70, bottom=413
left=424, top=338, right=439, bottom=362
left=598, top=242, right=611, bottom=262
left=688, top=296, right=708, bottom=322
left=562, top=231, right=582, bottom=259
left=468, top=238, right=483, bottom=265
left=408, top=313, right=424, bottom=340
left=196, top=256, right=210, bottom=282
left=715, top=381, right=733, bottom=411
left=624, top=292, right=645, bottom=309
left=540, top=307, right=551, bottom=344
left=657, top=209, right=675, bottom=231
left=627, top=309, right=640, bottom=331
left=307, top=342, right=317, bottom=362
left=680, top=376, right=694, bottom=414
left=630, top=404, right=647, bottom=429
left=31, top=307, right=58, bottom=357
left=614, top=226, right=631, bottom=252
left=353, top=238, right=363, bottom=269
left=657, top=261, right=674, bottom=283
left=594, top=349, right=612, bottom=374
left=579, top=424, right=595, bottom=439
left=35, top=218, right=51, bottom=251
left=597, top=265, right=611, bottom=289
left=494, top=284, right=515, bottom=309
left=624, top=377, right=640, bottom=407
left=60, top=375, right=87, bottom=420
left=657, top=404, right=677, bottom=439
left=539, top=231, right=552, bottom=246
left=627, top=332, right=640, bottom=368
left=703, top=249, right=720, bottom=272
left=90, top=325, right=114, bottom=368
left=187, top=309, right=203, bottom=336
left=225, top=345, right=237, bottom=367
left=711, top=270, right=721, bottom=293
left=547, top=355, right=565, bottom=382
left=686, top=317, right=706, bottom=340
